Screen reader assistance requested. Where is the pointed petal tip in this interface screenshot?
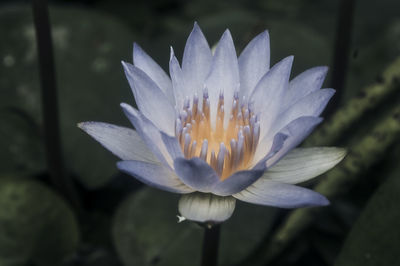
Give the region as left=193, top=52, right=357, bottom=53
left=77, top=122, right=84, bottom=129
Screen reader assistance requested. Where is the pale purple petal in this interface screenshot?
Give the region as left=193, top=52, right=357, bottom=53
left=284, top=66, right=328, bottom=109
left=169, top=47, right=187, bottom=109
left=211, top=169, right=264, bottom=196
left=120, top=103, right=173, bottom=168
left=161, top=131, right=184, bottom=160
left=251, top=132, right=288, bottom=169
left=269, top=89, right=335, bottom=137
left=78, top=122, right=157, bottom=162
left=233, top=179, right=329, bottom=208
left=238, top=30, right=270, bottom=100
left=266, top=116, right=323, bottom=166
left=182, top=22, right=212, bottom=99
left=122, top=62, right=175, bottom=135
left=249, top=56, right=293, bottom=139
left=264, top=147, right=346, bottom=184
left=133, top=43, right=175, bottom=104
left=117, top=160, right=193, bottom=193
left=173, top=157, right=220, bottom=192
left=205, top=29, right=240, bottom=129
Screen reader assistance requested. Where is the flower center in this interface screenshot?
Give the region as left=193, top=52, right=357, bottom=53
left=175, top=91, right=260, bottom=180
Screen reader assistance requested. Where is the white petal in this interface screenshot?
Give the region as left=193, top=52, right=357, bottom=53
left=205, top=29, right=239, bottom=129
left=121, top=103, right=173, bottom=168
left=238, top=30, right=270, bottom=100
left=133, top=43, right=175, bottom=104
left=263, top=147, right=346, bottom=184
left=182, top=22, right=212, bottom=99
left=122, top=61, right=175, bottom=135
left=233, top=179, right=329, bottom=208
left=284, top=66, right=328, bottom=109
left=178, top=193, right=236, bottom=223
left=78, top=122, right=157, bottom=162
left=117, top=160, right=193, bottom=193
left=249, top=56, right=293, bottom=139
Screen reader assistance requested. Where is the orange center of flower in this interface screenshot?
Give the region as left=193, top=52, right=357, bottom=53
left=175, top=91, right=260, bottom=180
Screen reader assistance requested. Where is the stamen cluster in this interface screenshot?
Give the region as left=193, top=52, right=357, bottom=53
left=175, top=91, right=260, bottom=180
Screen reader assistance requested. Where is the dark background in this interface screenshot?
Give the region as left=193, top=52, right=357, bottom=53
left=1, top=0, right=400, bottom=265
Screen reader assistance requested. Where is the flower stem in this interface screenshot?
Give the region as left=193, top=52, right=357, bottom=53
left=201, top=224, right=221, bottom=266
left=32, top=0, right=81, bottom=210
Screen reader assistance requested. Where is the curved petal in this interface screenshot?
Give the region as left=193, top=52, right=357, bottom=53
left=205, top=29, right=239, bottom=129
left=133, top=43, right=175, bottom=104
left=233, top=179, right=329, bottom=208
left=121, top=103, right=173, bottom=168
left=249, top=56, right=293, bottom=139
left=169, top=47, right=187, bottom=109
left=269, top=89, right=335, bottom=136
left=161, top=131, right=184, bottom=160
left=211, top=169, right=264, bottom=196
left=266, top=116, right=323, bottom=167
left=254, top=116, right=322, bottom=166
left=78, top=122, right=157, bottom=162
left=238, top=30, right=270, bottom=100
left=263, top=147, right=346, bottom=184
left=182, top=22, right=212, bottom=100
left=173, top=157, right=220, bottom=192
left=284, top=66, right=328, bottom=109
left=178, top=193, right=236, bottom=223
left=117, top=160, right=193, bottom=193
left=122, top=61, right=175, bottom=135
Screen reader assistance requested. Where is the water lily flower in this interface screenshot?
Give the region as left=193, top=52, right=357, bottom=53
left=79, top=23, right=345, bottom=223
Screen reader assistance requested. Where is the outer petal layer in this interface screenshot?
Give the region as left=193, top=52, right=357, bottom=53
left=264, top=147, right=346, bottom=184
left=233, top=179, right=329, bottom=208
left=121, top=103, right=173, bottom=168
left=117, top=160, right=193, bottom=193
left=174, top=157, right=220, bottom=192
left=178, top=193, right=236, bottom=223
left=122, top=62, right=175, bottom=135
left=133, top=43, right=175, bottom=104
left=78, top=122, right=157, bottom=162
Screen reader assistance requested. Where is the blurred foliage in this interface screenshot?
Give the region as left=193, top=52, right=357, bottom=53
left=0, top=5, right=134, bottom=188
left=0, top=178, right=79, bottom=266
left=334, top=162, right=400, bottom=266
left=1, top=0, right=400, bottom=265
left=113, top=188, right=277, bottom=266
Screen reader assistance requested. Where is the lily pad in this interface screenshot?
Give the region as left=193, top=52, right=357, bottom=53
left=0, top=178, right=80, bottom=266
left=112, top=187, right=277, bottom=266
left=0, top=5, right=136, bottom=188
left=334, top=168, right=400, bottom=266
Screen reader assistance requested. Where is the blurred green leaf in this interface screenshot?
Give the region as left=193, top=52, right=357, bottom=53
left=0, top=5, right=136, bottom=188
left=112, top=188, right=277, bottom=266
left=334, top=167, right=400, bottom=266
left=0, top=109, right=45, bottom=176
left=0, top=178, right=80, bottom=266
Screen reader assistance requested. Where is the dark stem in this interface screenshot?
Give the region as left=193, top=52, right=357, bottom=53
left=201, top=224, right=221, bottom=266
left=32, top=0, right=81, bottom=210
left=326, top=0, right=356, bottom=116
